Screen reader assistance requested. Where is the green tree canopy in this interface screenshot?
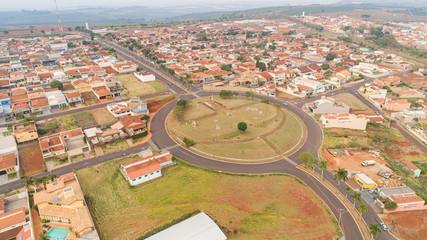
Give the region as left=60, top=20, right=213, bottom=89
left=238, top=122, right=247, bottom=132
left=50, top=80, right=63, bottom=90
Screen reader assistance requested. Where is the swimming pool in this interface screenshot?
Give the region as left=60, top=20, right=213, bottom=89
left=45, top=227, right=70, bottom=240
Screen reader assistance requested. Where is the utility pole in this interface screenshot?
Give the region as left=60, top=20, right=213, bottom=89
left=53, top=0, right=64, bottom=36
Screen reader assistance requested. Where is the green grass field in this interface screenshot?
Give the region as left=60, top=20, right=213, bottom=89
left=59, top=115, right=77, bottom=130
left=167, top=97, right=305, bottom=161
left=78, top=159, right=338, bottom=240
left=71, top=111, right=98, bottom=129
left=116, top=74, right=167, bottom=98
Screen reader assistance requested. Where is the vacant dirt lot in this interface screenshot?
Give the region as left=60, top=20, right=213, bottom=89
left=117, top=74, right=167, bottom=98
left=382, top=210, right=427, bottom=240
left=82, top=92, right=101, bottom=106
left=332, top=93, right=375, bottom=115
left=92, top=108, right=117, bottom=127
left=327, top=151, right=393, bottom=182
left=18, top=143, right=44, bottom=176
left=145, top=94, right=178, bottom=112
left=78, top=160, right=338, bottom=240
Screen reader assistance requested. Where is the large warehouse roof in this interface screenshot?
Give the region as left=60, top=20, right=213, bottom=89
left=146, top=212, right=227, bottom=240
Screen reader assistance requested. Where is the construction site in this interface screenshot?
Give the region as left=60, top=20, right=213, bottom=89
left=324, top=149, right=403, bottom=189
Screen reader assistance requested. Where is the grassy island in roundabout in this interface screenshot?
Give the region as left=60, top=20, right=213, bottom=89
left=166, top=96, right=306, bottom=162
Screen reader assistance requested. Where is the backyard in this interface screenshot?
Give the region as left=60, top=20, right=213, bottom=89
left=116, top=74, right=168, bottom=98
left=78, top=159, right=339, bottom=240
left=166, top=96, right=305, bottom=161
left=18, top=143, right=45, bottom=176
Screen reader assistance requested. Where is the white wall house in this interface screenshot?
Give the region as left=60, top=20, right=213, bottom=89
left=120, top=151, right=174, bottom=186
left=134, top=72, right=156, bottom=82
left=292, top=77, right=327, bottom=95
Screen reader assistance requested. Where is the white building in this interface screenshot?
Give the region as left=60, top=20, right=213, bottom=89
left=320, top=113, right=369, bottom=130
left=292, top=77, right=327, bottom=95
left=120, top=151, right=174, bottom=186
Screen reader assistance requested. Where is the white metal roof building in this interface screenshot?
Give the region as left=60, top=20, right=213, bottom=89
left=146, top=212, right=227, bottom=240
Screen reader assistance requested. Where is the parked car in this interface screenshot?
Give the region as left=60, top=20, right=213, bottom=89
left=380, top=223, right=389, bottom=231
left=283, top=102, right=288, bottom=106
left=331, top=93, right=335, bottom=96
left=375, top=111, right=379, bottom=115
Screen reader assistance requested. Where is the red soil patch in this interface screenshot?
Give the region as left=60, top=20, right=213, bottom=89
left=382, top=210, right=427, bottom=240
left=407, top=151, right=420, bottom=156
left=18, top=143, right=44, bottom=176
left=289, top=187, right=325, bottom=220
left=386, top=148, right=402, bottom=159
left=147, top=96, right=176, bottom=112
left=390, top=140, right=411, bottom=148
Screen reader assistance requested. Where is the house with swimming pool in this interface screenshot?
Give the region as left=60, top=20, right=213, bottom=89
left=34, top=172, right=99, bottom=240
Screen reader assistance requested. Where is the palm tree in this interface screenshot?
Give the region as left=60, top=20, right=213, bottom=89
left=351, top=191, right=362, bottom=210
left=345, top=186, right=352, bottom=199
left=358, top=203, right=368, bottom=221
left=369, top=223, right=381, bottom=239
left=333, top=168, right=348, bottom=187
left=319, top=160, right=328, bottom=179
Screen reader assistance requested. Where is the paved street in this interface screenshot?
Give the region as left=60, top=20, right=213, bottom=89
left=1, top=37, right=415, bottom=240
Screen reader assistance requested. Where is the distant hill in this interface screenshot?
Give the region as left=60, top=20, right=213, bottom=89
left=0, top=3, right=423, bottom=26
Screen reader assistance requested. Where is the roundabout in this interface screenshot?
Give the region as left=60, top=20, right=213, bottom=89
left=165, top=96, right=306, bottom=162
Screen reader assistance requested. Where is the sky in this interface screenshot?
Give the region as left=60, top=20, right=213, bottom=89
left=2, top=0, right=337, bottom=11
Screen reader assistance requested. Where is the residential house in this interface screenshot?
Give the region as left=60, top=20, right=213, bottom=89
left=127, top=98, right=149, bottom=115
left=320, top=113, right=369, bottom=130
left=92, top=85, right=113, bottom=100
left=30, top=96, right=51, bottom=114
left=293, top=77, right=327, bottom=95
left=379, top=186, right=427, bottom=212
left=107, top=102, right=132, bottom=118
left=112, top=61, right=137, bottom=74
left=61, top=128, right=90, bottom=156
left=33, top=173, right=99, bottom=239
left=39, top=134, right=67, bottom=160
left=361, top=85, right=387, bottom=100
left=0, top=97, right=12, bottom=118
left=63, top=91, right=82, bottom=105
left=13, top=122, right=38, bottom=144
left=71, top=79, right=92, bottom=93
left=45, top=90, right=68, bottom=109
left=120, top=151, right=174, bottom=186
left=120, top=114, right=147, bottom=136
left=307, top=96, right=350, bottom=114
left=0, top=191, right=33, bottom=240
left=84, top=127, right=126, bottom=147
left=383, top=99, right=411, bottom=112
left=0, top=135, right=20, bottom=182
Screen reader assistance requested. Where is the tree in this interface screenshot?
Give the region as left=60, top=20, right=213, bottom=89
left=177, top=99, right=188, bottom=108
left=350, top=191, right=361, bottom=210
left=220, top=64, right=232, bottom=72
left=326, top=53, right=337, bottom=61
left=345, top=186, right=352, bottom=199
left=244, top=91, right=254, bottom=99
left=333, top=168, right=348, bottom=186
left=319, top=160, right=328, bottom=179
left=256, top=61, right=266, bottom=71
left=358, top=203, right=368, bottom=220
left=369, top=223, right=381, bottom=239
left=384, top=201, right=398, bottom=210
left=238, top=122, right=247, bottom=132
left=232, top=91, right=239, bottom=97
left=40, top=30, right=45, bottom=34
left=142, top=115, right=150, bottom=121
left=3, top=31, right=9, bottom=34
left=182, top=137, right=195, bottom=147
left=299, top=152, right=316, bottom=170
left=50, top=80, right=63, bottom=90
left=320, top=63, right=330, bottom=70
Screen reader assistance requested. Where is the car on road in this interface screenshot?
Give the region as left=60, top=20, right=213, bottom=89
left=283, top=102, right=288, bottom=106
left=331, top=93, right=335, bottom=96
left=375, top=111, right=379, bottom=115
left=380, top=223, right=389, bottom=231
left=167, top=82, right=172, bottom=85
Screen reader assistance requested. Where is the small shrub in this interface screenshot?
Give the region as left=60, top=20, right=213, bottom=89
left=384, top=201, right=398, bottom=210
left=182, top=137, right=195, bottom=147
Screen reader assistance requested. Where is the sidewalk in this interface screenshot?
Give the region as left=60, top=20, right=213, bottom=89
left=297, top=165, right=371, bottom=240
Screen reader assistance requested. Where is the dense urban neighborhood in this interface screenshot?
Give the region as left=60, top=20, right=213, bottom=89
left=0, top=2, right=425, bottom=240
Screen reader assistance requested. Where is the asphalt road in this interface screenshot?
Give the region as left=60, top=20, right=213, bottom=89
left=0, top=37, right=406, bottom=240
